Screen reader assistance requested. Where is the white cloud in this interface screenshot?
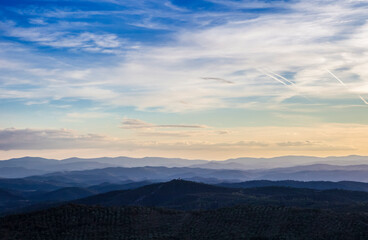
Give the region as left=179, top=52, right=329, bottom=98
left=0, top=21, right=123, bottom=53
left=1, top=0, right=368, bottom=113
left=93, top=0, right=368, bottom=111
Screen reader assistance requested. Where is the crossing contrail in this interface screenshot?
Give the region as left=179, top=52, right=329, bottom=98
left=257, top=68, right=312, bottom=102
left=263, top=72, right=288, bottom=86
left=327, top=69, right=368, bottom=105
left=257, top=68, right=288, bottom=86
left=266, top=70, right=295, bottom=86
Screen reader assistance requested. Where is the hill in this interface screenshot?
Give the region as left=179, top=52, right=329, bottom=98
left=76, top=180, right=368, bottom=211
left=0, top=189, right=23, bottom=205
left=25, top=167, right=249, bottom=185
left=21, top=163, right=368, bottom=184
left=0, top=180, right=154, bottom=215
left=4, top=179, right=368, bottom=216
left=77, top=179, right=235, bottom=210
left=219, top=180, right=368, bottom=192
left=87, top=181, right=153, bottom=193
left=0, top=178, right=75, bottom=192
left=4, top=156, right=368, bottom=182
left=3, top=155, right=368, bottom=179
left=1, top=204, right=368, bottom=240
left=31, top=187, right=97, bottom=202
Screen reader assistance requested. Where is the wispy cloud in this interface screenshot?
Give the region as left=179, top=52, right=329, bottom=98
left=0, top=21, right=123, bottom=53
left=121, top=118, right=207, bottom=129
left=326, top=69, right=368, bottom=105
left=277, top=141, right=316, bottom=147
left=0, top=128, right=114, bottom=150
left=201, top=77, right=234, bottom=84
left=1, top=0, right=368, bottom=112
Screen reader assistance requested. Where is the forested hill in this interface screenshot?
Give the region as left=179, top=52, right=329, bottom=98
left=1, top=204, right=368, bottom=240
left=2, top=180, right=368, bottom=239
left=75, top=179, right=368, bottom=211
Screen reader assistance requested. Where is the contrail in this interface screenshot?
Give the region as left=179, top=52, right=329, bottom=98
left=326, top=69, right=368, bottom=105
left=263, top=73, right=288, bottom=86
left=326, top=69, right=346, bottom=86
left=259, top=68, right=296, bottom=86
left=267, top=70, right=295, bottom=86
left=257, top=68, right=288, bottom=86
left=258, top=68, right=312, bottom=102
left=359, top=96, right=368, bottom=105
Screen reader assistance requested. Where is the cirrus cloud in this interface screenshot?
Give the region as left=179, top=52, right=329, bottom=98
left=121, top=118, right=208, bottom=129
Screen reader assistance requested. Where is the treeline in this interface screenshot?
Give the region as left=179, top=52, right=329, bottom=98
left=1, top=204, right=368, bottom=240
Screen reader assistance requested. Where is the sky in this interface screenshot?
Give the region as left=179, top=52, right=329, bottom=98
left=1, top=0, right=368, bottom=160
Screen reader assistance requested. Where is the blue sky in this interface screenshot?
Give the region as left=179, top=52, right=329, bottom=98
left=1, top=0, right=368, bottom=160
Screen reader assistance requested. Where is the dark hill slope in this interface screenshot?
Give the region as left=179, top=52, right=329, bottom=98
left=77, top=179, right=235, bottom=209
left=0, top=189, right=23, bottom=202
left=219, top=180, right=368, bottom=192
left=4, top=180, right=368, bottom=217
left=0, top=189, right=26, bottom=214
left=87, top=181, right=153, bottom=193
left=31, top=187, right=97, bottom=202
left=0, top=178, right=70, bottom=191
left=1, top=204, right=368, bottom=240
left=76, top=180, right=368, bottom=211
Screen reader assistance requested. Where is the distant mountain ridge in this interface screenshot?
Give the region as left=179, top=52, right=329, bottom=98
left=2, top=155, right=368, bottom=178
left=191, top=156, right=368, bottom=170
left=25, top=166, right=249, bottom=185
left=0, top=156, right=207, bottom=178
left=21, top=164, right=368, bottom=183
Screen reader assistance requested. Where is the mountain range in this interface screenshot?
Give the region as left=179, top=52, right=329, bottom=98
left=12, top=163, right=368, bottom=184
left=2, top=155, right=368, bottom=178
left=2, top=155, right=368, bottom=218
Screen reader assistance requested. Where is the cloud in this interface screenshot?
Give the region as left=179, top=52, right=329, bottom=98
left=216, top=130, right=230, bottom=135
left=0, top=128, right=115, bottom=150
left=28, top=18, right=47, bottom=25
left=0, top=123, right=366, bottom=159
left=277, top=141, right=316, bottom=147
left=121, top=118, right=207, bottom=129
left=276, top=140, right=355, bottom=151
left=1, top=0, right=368, bottom=112
left=0, top=21, right=123, bottom=53
left=201, top=77, right=234, bottom=84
